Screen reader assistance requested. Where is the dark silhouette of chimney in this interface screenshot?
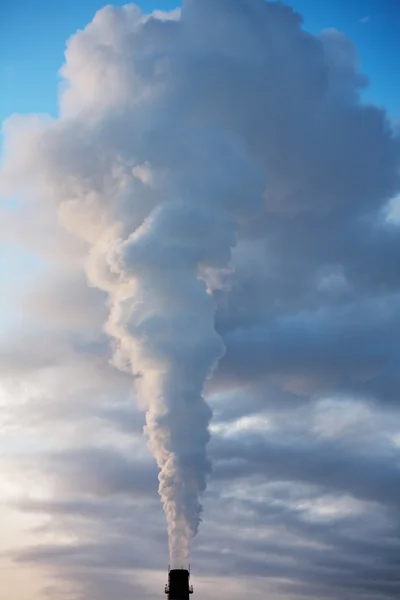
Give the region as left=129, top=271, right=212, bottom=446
left=165, top=567, right=194, bottom=600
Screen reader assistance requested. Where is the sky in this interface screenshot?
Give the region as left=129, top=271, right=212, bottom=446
left=1, top=1, right=400, bottom=600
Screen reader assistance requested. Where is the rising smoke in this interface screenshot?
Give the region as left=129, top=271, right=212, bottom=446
left=102, top=129, right=263, bottom=564
left=1, top=0, right=398, bottom=570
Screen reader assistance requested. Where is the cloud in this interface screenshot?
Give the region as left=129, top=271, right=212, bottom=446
left=1, top=1, right=400, bottom=600
left=44, top=446, right=158, bottom=498
left=212, top=433, right=400, bottom=509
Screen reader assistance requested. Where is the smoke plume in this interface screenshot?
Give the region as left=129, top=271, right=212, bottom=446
left=102, top=128, right=263, bottom=564
left=1, top=1, right=265, bottom=566
left=1, top=0, right=398, bottom=572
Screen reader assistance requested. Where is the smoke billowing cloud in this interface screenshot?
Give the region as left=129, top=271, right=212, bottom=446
left=1, top=0, right=400, bottom=598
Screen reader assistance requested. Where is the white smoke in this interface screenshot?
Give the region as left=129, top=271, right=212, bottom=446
left=1, top=0, right=398, bottom=572
left=101, top=127, right=263, bottom=564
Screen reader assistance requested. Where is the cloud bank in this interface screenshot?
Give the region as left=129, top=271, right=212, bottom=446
left=1, top=1, right=400, bottom=599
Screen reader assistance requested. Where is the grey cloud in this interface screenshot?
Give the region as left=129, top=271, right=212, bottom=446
left=0, top=343, right=135, bottom=441
left=45, top=446, right=158, bottom=499
left=15, top=546, right=160, bottom=600
left=194, top=483, right=400, bottom=599
left=15, top=541, right=159, bottom=572
left=23, top=267, right=108, bottom=334
left=96, top=403, right=146, bottom=436
left=216, top=293, right=400, bottom=404
left=69, top=572, right=152, bottom=600
left=11, top=436, right=400, bottom=600
left=211, top=433, right=400, bottom=509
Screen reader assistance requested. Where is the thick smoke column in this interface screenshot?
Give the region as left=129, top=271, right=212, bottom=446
left=103, top=128, right=262, bottom=564
left=2, top=0, right=398, bottom=574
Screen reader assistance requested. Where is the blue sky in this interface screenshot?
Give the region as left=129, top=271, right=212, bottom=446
left=1, top=0, right=399, bottom=125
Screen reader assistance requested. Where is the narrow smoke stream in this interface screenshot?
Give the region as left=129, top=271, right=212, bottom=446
left=101, top=129, right=262, bottom=565
left=106, top=199, right=230, bottom=566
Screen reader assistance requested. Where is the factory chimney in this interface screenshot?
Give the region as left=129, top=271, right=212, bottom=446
left=165, top=567, right=194, bottom=600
